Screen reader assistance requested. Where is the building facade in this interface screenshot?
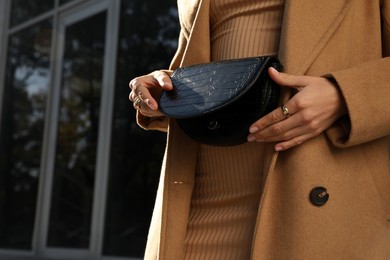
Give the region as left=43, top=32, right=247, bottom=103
left=0, top=0, right=178, bottom=259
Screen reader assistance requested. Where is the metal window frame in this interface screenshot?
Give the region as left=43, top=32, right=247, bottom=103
left=0, top=0, right=11, bottom=137
left=0, top=0, right=124, bottom=259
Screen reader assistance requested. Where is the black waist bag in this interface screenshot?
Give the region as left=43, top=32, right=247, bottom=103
left=159, top=56, right=283, bottom=146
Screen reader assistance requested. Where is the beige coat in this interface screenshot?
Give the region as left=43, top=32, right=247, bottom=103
left=139, top=0, right=390, bottom=259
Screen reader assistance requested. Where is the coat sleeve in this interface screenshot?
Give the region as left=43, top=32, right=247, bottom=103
left=136, top=29, right=188, bottom=131
left=326, top=1, right=390, bottom=147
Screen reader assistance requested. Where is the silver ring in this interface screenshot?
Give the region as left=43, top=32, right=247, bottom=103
left=281, top=105, right=291, bottom=118
left=134, top=97, right=142, bottom=109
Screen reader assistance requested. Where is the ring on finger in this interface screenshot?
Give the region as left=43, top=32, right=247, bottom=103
left=134, top=96, right=142, bottom=109
left=281, top=104, right=291, bottom=118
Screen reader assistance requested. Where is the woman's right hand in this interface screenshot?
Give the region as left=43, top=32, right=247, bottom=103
left=129, top=70, right=173, bottom=117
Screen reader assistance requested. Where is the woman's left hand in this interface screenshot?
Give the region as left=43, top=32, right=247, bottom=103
left=247, top=67, right=348, bottom=151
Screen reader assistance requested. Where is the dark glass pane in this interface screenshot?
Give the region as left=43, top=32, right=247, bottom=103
left=10, top=0, right=54, bottom=27
left=103, top=0, right=179, bottom=257
left=60, top=0, right=75, bottom=5
left=0, top=20, right=52, bottom=249
left=47, top=11, right=107, bottom=249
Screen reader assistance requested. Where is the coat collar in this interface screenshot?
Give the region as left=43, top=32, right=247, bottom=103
left=279, top=0, right=352, bottom=74
left=180, top=0, right=211, bottom=67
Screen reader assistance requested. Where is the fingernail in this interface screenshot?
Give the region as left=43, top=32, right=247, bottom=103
left=269, top=67, right=278, bottom=73
left=247, top=136, right=256, bottom=142
left=249, top=126, right=259, bottom=133
left=275, top=145, right=284, bottom=151
left=163, top=82, right=172, bottom=89
left=146, top=99, right=155, bottom=110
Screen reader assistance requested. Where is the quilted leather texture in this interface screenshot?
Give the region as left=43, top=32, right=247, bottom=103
left=160, top=56, right=273, bottom=118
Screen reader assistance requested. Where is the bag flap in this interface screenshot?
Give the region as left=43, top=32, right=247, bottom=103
left=159, top=56, right=274, bottom=119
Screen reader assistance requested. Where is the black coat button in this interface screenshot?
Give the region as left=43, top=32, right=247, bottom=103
left=309, top=187, right=329, bottom=206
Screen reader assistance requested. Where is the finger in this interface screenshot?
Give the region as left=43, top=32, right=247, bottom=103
left=129, top=92, right=134, bottom=102
left=248, top=124, right=307, bottom=143
left=129, top=72, right=170, bottom=92
left=138, top=85, right=158, bottom=110
left=268, top=67, right=309, bottom=89
left=132, top=95, right=165, bottom=118
left=130, top=81, right=160, bottom=110
left=129, top=79, right=145, bottom=94
left=249, top=104, right=295, bottom=133
left=274, top=132, right=315, bottom=151
left=133, top=96, right=143, bottom=110
left=129, top=72, right=172, bottom=110
left=150, top=71, right=173, bottom=91
left=129, top=87, right=144, bottom=102
left=138, top=105, right=165, bottom=118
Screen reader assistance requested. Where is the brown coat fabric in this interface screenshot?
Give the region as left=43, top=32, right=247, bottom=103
left=139, top=0, right=390, bottom=259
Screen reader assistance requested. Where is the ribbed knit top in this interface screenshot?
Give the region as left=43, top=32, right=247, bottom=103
left=183, top=0, right=285, bottom=259
left=210, top=0, right=284, bottom=60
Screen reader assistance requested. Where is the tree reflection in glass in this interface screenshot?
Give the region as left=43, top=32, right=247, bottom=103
left=47, top=11, right=107, bottom=249
left=10, top=0, right=54, bottom=27
left=103, top=0, right=179, bottom=257
left=0, top=20, right=52, bottom=249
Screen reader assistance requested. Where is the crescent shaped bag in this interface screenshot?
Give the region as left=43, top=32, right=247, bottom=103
left=159, top=56, right=283, bottom=146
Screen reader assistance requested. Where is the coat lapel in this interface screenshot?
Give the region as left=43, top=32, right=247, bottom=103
left=180, top=0, right=211, bottom=66
left=252, top=1, right=353, bottom=257
left=279, top=0, right=352, bottom=75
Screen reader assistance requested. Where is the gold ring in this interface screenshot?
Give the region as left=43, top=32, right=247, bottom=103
left=134, top=97, right=142, bottom=109
left=281, top=105, right=291, bottom=118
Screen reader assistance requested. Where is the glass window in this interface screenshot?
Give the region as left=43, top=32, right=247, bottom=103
left=0, top=19, right=53, bottom=250
left=60, top=0, right=76, bottom=5
left=10, top=0, right=54, bottom=27
left=47, top=11, right=107, bottom=249
left=0, top=0, right=180, bottom=257
left=103, top=0, right=179, bottom=257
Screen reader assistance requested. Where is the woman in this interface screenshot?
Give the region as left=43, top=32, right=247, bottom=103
left=129, top=0, right=390, bottom=259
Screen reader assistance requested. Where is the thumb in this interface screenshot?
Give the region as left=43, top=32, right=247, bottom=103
left=152, top=71, right=173, bottom=91
left=268, top=67, right=307, bottom=89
